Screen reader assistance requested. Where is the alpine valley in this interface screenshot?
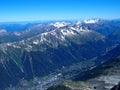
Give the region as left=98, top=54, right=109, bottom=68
left=0, top=19, right=120, bottom=90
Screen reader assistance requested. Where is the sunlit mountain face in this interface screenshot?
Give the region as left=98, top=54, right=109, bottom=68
left=0, top=19, right=120, bottom=90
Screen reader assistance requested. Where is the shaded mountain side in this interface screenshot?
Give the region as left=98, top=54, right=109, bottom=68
left=108, top=30, right=120, bottom=44
left=0, top=50, right=24, bottom=89
left=73, top=56, right=120, bottom=81
left=21, top=40, right=108, bottom=79
left=0, top=32, right=117, bottom=89
left=95, top=45, right=120, bottom=65
left=72, top=45, right=120, bottom=81
left=0, top=34, right=107, bottom=89
left=47, top=46, right=120, bottom=90
left=47, top=57, right=120, bottom=90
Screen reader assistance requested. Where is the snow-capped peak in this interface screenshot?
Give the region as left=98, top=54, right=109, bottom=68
left=76, top=21, right=81, bottom=25
left=50, top=22, right=69, bottom=28
left=14, top=32, right=21, bottom=36
left=0, top=29, right=7, bottom=33
left=84, top=18, right=100, bottom=24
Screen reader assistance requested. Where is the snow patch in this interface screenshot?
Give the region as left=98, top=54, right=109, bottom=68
left=33, top=40, right=39, bottom=45
left=14, top=32, right=21, bottom=36
left=76, top=21, right=81, bottom=25
left=70, top=27, right=76, bottom=30
left=61, top=29, right=76, bottom=36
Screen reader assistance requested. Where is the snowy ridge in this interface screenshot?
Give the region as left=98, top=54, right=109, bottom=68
left=50, top=22, right=69, bottom=28
left=76, top=21, right=81, bottom=25
left=2, top=20, right=99, bottom=52
left=35, top=25, right=90, bottom=43
left=84, top=18, right=100, bottom=24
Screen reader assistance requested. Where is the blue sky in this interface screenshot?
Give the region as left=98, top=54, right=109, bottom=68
left=0, top=0, right=120, bottom=22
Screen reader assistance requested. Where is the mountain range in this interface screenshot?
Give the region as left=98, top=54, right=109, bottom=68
left=0, top=19, right=120, bottom=90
